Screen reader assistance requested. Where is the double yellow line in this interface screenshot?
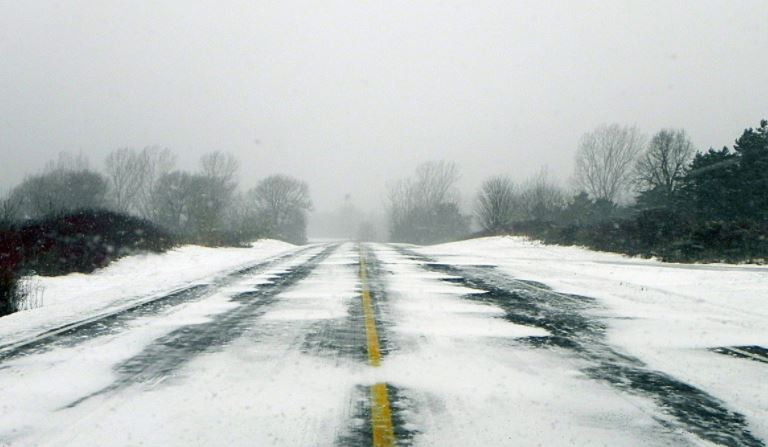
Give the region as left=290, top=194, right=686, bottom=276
left=359, top=247, right=395, bottom=447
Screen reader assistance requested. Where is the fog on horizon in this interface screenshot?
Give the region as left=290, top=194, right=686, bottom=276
left=1, top=1, right=766, bottom=234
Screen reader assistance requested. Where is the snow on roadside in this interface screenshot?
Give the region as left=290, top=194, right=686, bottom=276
left=0, top=239, right=297, bottom=346
left=418, top=236, right=768, bottom=440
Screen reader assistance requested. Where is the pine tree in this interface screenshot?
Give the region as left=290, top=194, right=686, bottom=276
left=679, top=147, right=738, bottom=220
left=732, top=119, right=768, bottom=221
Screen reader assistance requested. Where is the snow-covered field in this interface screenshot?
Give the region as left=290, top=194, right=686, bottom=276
left=418, top=236, right=768, bottom=441
left=0, top=239, right=296, bottom=347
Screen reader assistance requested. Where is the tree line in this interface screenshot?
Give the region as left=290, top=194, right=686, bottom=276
left=473, top=119, right=768, bottom=262
left=0, top=148, right=312, bottom=245
left=387, top=119, right=767, bottom=262
left=1, top=118, right=764, bottom=256
left=384, top=161, right=569, bottom=245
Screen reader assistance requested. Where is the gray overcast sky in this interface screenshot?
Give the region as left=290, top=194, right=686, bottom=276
left=1, top=0, right=766, bottom=212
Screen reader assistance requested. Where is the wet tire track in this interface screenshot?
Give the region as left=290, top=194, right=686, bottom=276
left=0, top=246, right=315, bottom=364
left=62, top=244, right=338, bottom=409
left=711, top=346, right=768, bottom=364
left=395, top=245, right=764, bottom=447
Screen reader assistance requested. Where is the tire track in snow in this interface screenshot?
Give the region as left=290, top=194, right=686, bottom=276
left=60, top=244, right=338, bottom=409
left=711, top=346, right=768, bottom=364
left=395, top=245, right=764, bottom=447
left=0, top=245, right=316, bottom=364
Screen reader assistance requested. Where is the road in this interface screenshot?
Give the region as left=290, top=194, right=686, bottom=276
left=0, top=242, right=764, bottom=446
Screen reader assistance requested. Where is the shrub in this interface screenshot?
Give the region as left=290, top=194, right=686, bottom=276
left=0, top=267, right=18, bottom=317
left=0, top=209, right=176, bottom=317
left=1, top=273, right=44, bottom=316
left=484, top=214, right=767, bottom=264
left=0, top=209, right=176, bottom=277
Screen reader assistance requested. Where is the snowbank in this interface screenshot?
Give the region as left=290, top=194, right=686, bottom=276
left=0, top=239, right=296, bottom=346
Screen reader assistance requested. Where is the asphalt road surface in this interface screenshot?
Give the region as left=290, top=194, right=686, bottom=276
left=0, top=243, right=763, bottom=446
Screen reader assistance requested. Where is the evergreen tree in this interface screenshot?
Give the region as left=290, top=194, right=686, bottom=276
left=678, top=147, right=738, bottom=220
left=678, top=119, right=767, bottom=222
left=732, top=119, right=768, bottom=220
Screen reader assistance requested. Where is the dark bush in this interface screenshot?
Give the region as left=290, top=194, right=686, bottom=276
left=0, top=209, right=176, bottom=277
left=0, top=267, right=18, bottom=317
left=475, top=213, right=767, bottom=264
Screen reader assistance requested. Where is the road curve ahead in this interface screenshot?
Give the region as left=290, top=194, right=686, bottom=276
left=0, top=242, right=763, bottom=446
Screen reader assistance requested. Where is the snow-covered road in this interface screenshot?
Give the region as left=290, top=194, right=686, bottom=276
left=1, top=238, right=766, bottom=446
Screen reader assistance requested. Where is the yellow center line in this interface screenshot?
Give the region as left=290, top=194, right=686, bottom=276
left=359, top=246, right=395, bottom=447
left=370, top=383, right=395, bottom=447
left=360, top=257, right=382, bottom=367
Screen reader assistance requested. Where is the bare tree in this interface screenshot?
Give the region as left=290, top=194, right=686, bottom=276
left=475, top=175, right=518, bottom=231
left=519, top=167, right=566, bottom=221
left=150, top=171, right=196, bottom=234
left=386, top=160, right=468, bottom=243
left=574, top=124, right=645, bottom=203
left=634, top=129, right=695, bottom=194
left=222, top=191, right=263, bottom=240
left=200, top=151, right=239, bottom=187
left=103, top=147, right=176, bottom=218
left=0, top=190, right=21, bottom=225
left=189, top=151, right=240, bottom=235
left=104, top=148, right=143, bottom=213
left=135, top=147, right=176, bottom=220
left=385, top=178, right=412, bottom=239
left=44, top=151, right=90, bottom=172
left=412, top=160, right=460, bottom=209
left=10, top=169, right=108, bottom=218
left=247, top=175, right=312, bottom=244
